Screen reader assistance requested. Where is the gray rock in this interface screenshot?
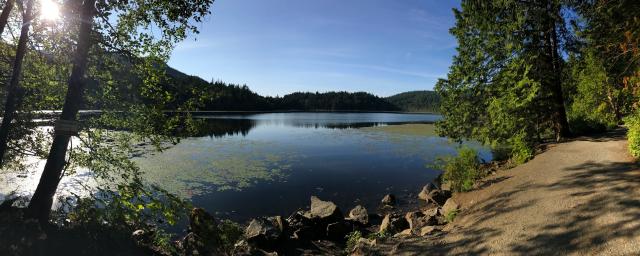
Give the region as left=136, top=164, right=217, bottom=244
left=233, top=240, right=279, bottom=256
left=428, top=189, right=451, bottom=206
left=419, top=226, right=440, bottom=236
left=381, top=194, right=396, bottom=206
left=423, top=207, right=440, bottom=218
left=405, top=211, right=436, bottom=234
left=348, top=205, right=369, bottom=225
left=351, top=238, right=377, bottom=256
left=442, top=198, right=460, bottom=216
left=418, top=183, right=438, bottom=201
left=393, top=229, right=413, bottom=238
left=245, top=217, right=285, bottom=246
left=379, top=214, right=409, bottom=234
left=310, top=196, right=342, bottom=220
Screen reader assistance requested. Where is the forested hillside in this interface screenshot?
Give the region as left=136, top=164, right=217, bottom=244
left=125, top=67, right=406, bottom=112
left=386, top=91, right=440, bottom=112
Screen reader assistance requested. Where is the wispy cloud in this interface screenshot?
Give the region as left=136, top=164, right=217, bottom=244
left=313, top=61, right=444, bottom=79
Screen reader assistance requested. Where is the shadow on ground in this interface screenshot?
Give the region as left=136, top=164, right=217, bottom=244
left=508, top=161, right=640, bottom=255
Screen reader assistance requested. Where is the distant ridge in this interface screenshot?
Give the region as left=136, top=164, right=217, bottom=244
left=386, top=90, right=440, bottom=113
left=103, top=64, right=438, bottom=112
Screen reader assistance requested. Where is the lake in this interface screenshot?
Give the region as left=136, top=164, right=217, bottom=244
left=134, top=112, right=492, bottom=222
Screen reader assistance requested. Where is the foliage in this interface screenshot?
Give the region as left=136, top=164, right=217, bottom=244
left=564, top=52, right=622, bottom=134
left=366, top=230, right=390, bottom=240
left=436, top=146, right=480, bottom=193
left=218, top=219, right=245, bottom=253
left=345, top=230, right=363, bottom=254
left=385, top=90, right=440, bottom=112
left=507, top=131, right=535, bottom=165
left=436, top=0, right=577, bottom=163
left=445, top=209, right=459, bottom=223
left=624, top=113, right=640, bottom=159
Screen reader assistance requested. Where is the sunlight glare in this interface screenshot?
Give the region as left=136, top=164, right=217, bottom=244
left=40, top=0, right=60, bottom=21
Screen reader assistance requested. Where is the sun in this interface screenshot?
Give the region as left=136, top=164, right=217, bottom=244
left=40, top=0, right=60, bottom=21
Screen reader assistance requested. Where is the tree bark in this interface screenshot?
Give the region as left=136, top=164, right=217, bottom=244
left=26, top=0, right=96, bottom=222
left=545, top=1, right=571, bottom=141
left=0, top=0, right=32, bottom=167
left=0, top=0, right=15, bottom=36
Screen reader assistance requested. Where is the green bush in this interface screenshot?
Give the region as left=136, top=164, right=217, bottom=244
left=218, top=219, right=245, bottom=253
left=445, top=209, right=459, bottom=223
left=625, top=113, right=640, bottom=158
left=508, top=131, right=534, bottom=165
left=345, top=230, right=363, bottom=254
left=438, top=146, right=481, bottom=192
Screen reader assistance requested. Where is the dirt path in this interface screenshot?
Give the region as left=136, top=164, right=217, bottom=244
left=377, top=129, right=640, bottom=255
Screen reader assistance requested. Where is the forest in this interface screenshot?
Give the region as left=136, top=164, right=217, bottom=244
left=436, top=0, right=640, bottom=164
left=128, top=67, right=438, bottom=112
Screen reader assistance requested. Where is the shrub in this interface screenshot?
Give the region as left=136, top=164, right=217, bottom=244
left=445, top=209, right=459, bottom=223
left=218, top=219, right=244, bottom=253
left=625, top=113, right=640, bottom=158
left=345, top=230, right=363, bottom=254
left=438, top=146, right=481, bottom=192
left=508, top=131, right=534, bottom=165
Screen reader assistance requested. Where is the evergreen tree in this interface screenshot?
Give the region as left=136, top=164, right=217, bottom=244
left=436, top=0, right=577, bottom=162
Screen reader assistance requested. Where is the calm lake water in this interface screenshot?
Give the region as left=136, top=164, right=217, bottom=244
left=134, top=112, right=492, bottom=221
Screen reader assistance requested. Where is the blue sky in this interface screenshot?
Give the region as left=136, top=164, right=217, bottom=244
left=168, top=0, right=460, bottom=97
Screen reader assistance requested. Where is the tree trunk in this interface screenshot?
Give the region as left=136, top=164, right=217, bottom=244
left=0, top=0, right=32, bottom=167
left=0, top=0, right=15, bottom=35
left=26, top=0, right=96, bottom=222
left=546, top=1, right=571, bottom=141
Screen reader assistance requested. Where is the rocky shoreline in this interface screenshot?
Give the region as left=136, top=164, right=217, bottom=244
left=163, top=179, right=460, bottom=255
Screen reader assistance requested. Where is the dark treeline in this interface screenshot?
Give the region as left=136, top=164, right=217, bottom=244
left=131, top=67, right=436, bottom=112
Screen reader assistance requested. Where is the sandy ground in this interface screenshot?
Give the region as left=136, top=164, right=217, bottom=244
left=374, top=129, right=640, bottom=255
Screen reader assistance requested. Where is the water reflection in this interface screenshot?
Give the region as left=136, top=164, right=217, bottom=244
left=193, top=112, right=441, bottom=138
left=136, top=113, right=488, bottom=221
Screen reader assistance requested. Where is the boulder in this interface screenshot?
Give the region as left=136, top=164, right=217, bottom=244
left=188, top=208, right=222, bottom=250
left=427, top=189, right=451, bottom=206
left=442, top=198, right=460, bottom=217
left=422, top=207, right=439, bottom=218
left=351, top=238, right=376, bottom=256
left=180, top=232, right=223, bottom=256
left=419, top=226, right=439, bottom=236
left=245, top=217, right=285, bottom=247
left=309, top=196, right=342, bottom=221
left=392, top=229, right=413, bottom=238
left=381, top=194, right=396, bottom=206
left=347, top=205, right=369, bottom=225
left=405, top=211, right=437, bottom=234
left=326, top=221, right=353, bottom=241
left=286, top=210, right=315, bottom=241
left=418, top=183, right=438, bottom=201
left=379, top=214, right=409, bottom=234
left=232, top=240, right=279, bottom=256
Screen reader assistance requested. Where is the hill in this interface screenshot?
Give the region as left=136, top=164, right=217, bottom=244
left=161, top=68, right=398, bottom=111
left=91, top=61, right=429, bottom=112
left=386, top=91, right=440, bottom=112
